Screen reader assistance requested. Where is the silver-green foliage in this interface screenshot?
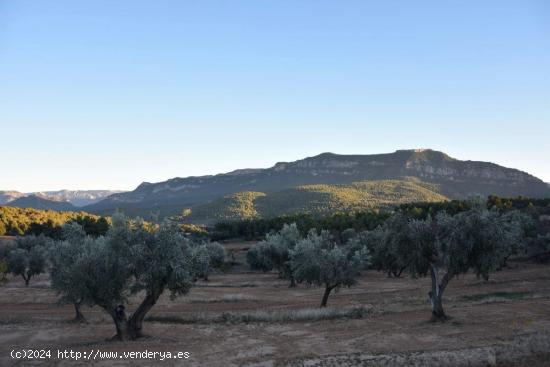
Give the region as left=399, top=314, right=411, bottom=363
left=49, top=224, right=96, bottom=322
left=49, top=223, right=88, bottom=306
left=373, top=213, right=417, bottom=277
left=205, top=241, right=226, bottom=268
left=403, top=205, right=529, bottom=321
left=290, top=229, right=367, bottom=307
left=190, top=242, right=211, bottom=280
left=247, top=223, right=301, bottom=285
left=7, top=235, right=49, bottom=286
left=51, top=214, right=195, bottom=340
left=189, top=240, right=226, bottom=280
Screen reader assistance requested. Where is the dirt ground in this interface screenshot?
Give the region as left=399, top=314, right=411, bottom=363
left=1, top=255, right=550, bottom=366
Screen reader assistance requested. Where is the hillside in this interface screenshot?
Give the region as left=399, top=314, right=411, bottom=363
left=186, top=179, right=448, bottom=223
left=0, top=206, right=107, bottom=236
left=7, top=195, right=76, bottom=211
left=85, top=149, right=550, bottom=218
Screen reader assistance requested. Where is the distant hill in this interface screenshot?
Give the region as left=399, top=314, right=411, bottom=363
left=0, top=190, right=122, bottom=207
left=0, top=191, right=26, bottom=205
left=7, top=195, right=77, bottom=211
left=34, top=190, right=124, bottom=207
left=85, top=149, right=550, bottom=219
left=186, top=179, right=449, bottom=223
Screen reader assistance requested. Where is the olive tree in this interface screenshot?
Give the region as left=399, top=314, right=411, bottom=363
left=246, top=223, right=301, bottom=286
left=7, top=235, right=49, bottom=286
left=497, top=210, right=535, bottom=267
left=370, top=214, right=415, bottom=278
left=52, top=214, right=196, bottom=340
left=189, top=240, right=226, bottom=281
left=206, top=241, right=226, bottom=269
left=530, top=233, right=550, bottom=262
left=0, top=239, right=14, bottom=285
left=0, top=259, right=8, bottom=285
left=344, top=229, right=377, bottom=270
left=406, top=207, right=526, bottom=322
left=49, top=222, right=91, bottom=322
left=246, top=242, right=274, bottom=271
left=290, top=229, right=366, bottom=307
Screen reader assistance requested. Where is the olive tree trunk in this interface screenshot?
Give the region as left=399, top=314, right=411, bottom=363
left=320, top=284, right=336, bottom=308
left=288, top=275, right=296, bottom=288
left=429, top=264, right=451, bottom=322
left=73, top=301, right=87, bottom=323
left=128, top=288, right=163, bottom=338
left=106, top=287, right=164, bottom=341
left=108, top=306, right=133, bottom=341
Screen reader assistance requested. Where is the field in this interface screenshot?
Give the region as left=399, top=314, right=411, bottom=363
left=1, top=247, right=550, bottom=366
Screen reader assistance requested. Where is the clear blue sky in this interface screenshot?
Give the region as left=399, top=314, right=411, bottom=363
left=1, top=0, right=549, bottom=192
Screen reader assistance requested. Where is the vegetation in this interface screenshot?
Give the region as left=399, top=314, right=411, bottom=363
left=189, top=241, right=226, bottom=281
left=189, top=179, right=448, bottom=224
left=48, top=214, right=229, bottom=340
left=49, top=222, right=94, bottom=322
left=147, top=305, right=372, bottom=324
left=0, top=259, right=8, bottom=285
left=402, top=204, right=527, bottom=321
left=7, top=235, right=49, bottom=286
left=290, top=229, right=368, bottom=307
left=214, top=210, right=389, bottom=241
left=1, top=193, right=544, bottom=335
left=487, top=195, right=550, bottom=214
left=189, top=191, right=266, bottom=221
left=246, top=223, right=301, bottom=286
left=0, top=206, right=109, bottom=237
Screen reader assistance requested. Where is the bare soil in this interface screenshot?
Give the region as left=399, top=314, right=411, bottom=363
left=1, top=258, right=550, bottom=366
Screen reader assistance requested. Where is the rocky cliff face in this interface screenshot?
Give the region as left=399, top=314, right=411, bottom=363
left=85, top=149, right=550, bottom=215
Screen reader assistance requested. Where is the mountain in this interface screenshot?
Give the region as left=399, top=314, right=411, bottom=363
left=186, top=179, right=448, bottom=223
left=0, top=191, right=27, bottom=205
left=0, top=190, right=122, bottom=207
left=85, top=149, right=550, bottom=219
left=7, top=195, right=77, bottom=211
left=33, top=190, right=124, bottom=207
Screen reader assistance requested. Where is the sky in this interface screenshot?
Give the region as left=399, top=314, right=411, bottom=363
left=0, top=0, right=549, bottom=192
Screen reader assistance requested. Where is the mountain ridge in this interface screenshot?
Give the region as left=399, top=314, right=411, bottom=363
left=0, top=190, right=124, bottom=207
left=85, top=149, right=550, bottom=218
left=6, top=195, right=77, bottom=211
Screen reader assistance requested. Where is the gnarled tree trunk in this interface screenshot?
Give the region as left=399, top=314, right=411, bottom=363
left=106, top=287, right=165, bottom=341
left=128, top=288, right=163, bottom=339
left=429, top=264, right=451, bottom=322
left=108, top=305, right=134, bottom=341
left=320, top=284, right=336, bottom=308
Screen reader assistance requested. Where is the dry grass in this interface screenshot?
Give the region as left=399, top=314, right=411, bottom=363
left=147, top=305, right=374, bottom=324
left=188, top=293, right=257, bottom=303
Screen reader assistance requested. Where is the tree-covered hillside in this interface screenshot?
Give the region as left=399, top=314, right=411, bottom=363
left=0, top=206, right=109, bottom=237
left=187, top=179, right=448, bottom=223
